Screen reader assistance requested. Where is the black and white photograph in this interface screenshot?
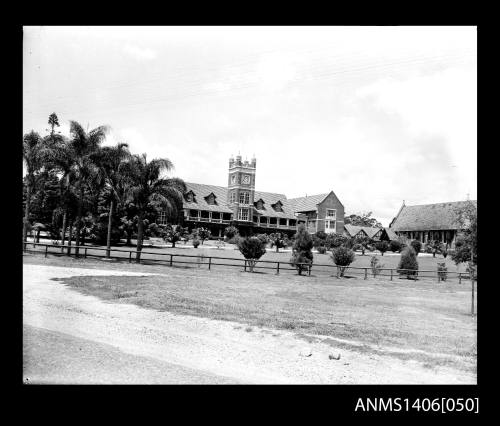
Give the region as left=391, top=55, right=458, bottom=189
left=22, top=26, right=477, bottom=386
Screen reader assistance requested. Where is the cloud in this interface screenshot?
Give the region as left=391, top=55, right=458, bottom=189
left=123, top=44, right=157, bottom=61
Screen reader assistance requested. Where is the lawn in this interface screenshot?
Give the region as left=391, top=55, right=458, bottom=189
left=26, top=238, right=466, bottom=281
left=24, top=253, right=477, bottom=374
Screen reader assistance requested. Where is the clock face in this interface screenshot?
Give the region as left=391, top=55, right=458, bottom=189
left=242, top=175, right=250, bottom=184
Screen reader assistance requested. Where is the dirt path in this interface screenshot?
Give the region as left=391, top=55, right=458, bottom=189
left=23, top=263, right=475, bottom=384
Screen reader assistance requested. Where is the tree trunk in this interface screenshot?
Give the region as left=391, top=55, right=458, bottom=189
left=36, top=229, right=40, bottom=243
left=23, top=179, right=32, bottom=243
left=61, top=211, right=67, bottom=246
left=74, top=183, right=83, bottom=256
left=67, top=220, right=73, bottom=255
left=136, top=212, right=144, bottom=262
left=276, top=245, right=279, bottom=253
left=106, top=199, right=114, bottom=258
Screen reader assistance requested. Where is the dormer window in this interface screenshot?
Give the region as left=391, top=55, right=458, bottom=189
left=272, top=201, right=283, bottom=212
left=185, top=190, right=196, bottom=203
left=204, top=193, right=217, bottom=205
left=254, top=198, right=265, bottom=210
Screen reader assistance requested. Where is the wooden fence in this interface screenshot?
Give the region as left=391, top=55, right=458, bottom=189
left=23, top=241, right=472, bottom=283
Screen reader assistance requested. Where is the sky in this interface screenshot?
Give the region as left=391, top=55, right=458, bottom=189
left=23, top=26, right=477, bottom=226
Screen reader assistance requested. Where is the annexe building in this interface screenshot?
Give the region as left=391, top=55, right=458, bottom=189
left=388, top=200, right=477, bottom=247
left=176, top=155, right=345, bottom=237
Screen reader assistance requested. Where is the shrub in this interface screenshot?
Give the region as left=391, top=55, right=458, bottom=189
left=163, top=224, right=187, bottom=248
left=317, top=246, right=327, bottom=254
left=375, top=240, right=389, bottom=256
left=397, top=246, right=419, bottom=279
left=370, top=255, right=384, bottom=277
left=325, top=233, right=347, bottom=250
left=410, top=240, right=422, bottom=256
left=389, top=240, right=402, bottom=253
left=437, top=262, right=447, bottom=281
left=331, top=246, right=355, bottom=277
left=192, top=238, right=200, bottom=248
left=224, top=226, right=238, bottom=241
left=289, top=225, right=313, bottom=275
left=269, top=232, right=286, bottom=253
left=194, top=227, right=211, bottom=244
left=312, top=231, right=327, bottom=249
left=227, top=235, right=239, bottom=245
left=237, top=236, right=267, bottom=272
left=256, top=233, right=269, bottom=245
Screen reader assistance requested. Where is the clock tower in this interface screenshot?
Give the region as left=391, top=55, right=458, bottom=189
left=227, top=155, right=256, bottom=230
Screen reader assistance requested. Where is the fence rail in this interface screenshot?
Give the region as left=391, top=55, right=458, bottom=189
left=23, top=241, right=472, bottom=283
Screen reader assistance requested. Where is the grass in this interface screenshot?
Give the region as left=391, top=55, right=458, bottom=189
left=26, top=240, right=466, bottom=281
left=26, top=254, right=477, bottom=373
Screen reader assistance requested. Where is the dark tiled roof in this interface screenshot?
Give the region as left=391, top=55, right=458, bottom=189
left=391, top=200, right=477, bottom=232
left=287, top=193, right=329, bottom=213
left=183, top=183, right=297, bottom=219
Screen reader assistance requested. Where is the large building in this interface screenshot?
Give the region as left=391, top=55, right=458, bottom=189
left=389, top=200, right=477, bottom=247
left=176, top=155, right=345, bottom=237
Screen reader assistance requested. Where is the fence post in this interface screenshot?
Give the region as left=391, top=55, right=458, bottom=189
left=84, top=248, right=87, bottom=258
left=208, top=257, right=211, bottom=270
left=459, top=273, right=462, bottom=284
left=170, top=254, right=173, bottom=267
left=364, top=268, right=367, bottom=280
left=390, top=269, right=393, bottom=281
left=437, top=269, right=440, bottom=283
left=244, top=259, right=247, bottom=272
left=276, top=262, right=280, bottom=275
left=308, top=265, right=311, bottom=276
left=45, top=245, right=48, bottom=258
left=129, top=251, right=132, bottom=263
left=336, top=266, right=340, bottom=278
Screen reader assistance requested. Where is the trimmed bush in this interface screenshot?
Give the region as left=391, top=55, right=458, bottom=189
left=290, top=225, right=314, bottom=275
left=331, top=246, right=355, bottom=277
left=237, top=236, right=267, bottom=272
left=375, top=240, right=389, bottom=256
left=224, top=226, right=238, bottom=241
left=317, top=246, right=327, bottom=254
left=192, top=238, right=200, bottom=248
left=397, top=246, right=419, bottom=279
left=410, top=240, right=422, bottom=256
left=389, top=240, right=402, bottom=253
left=437, top=262, right=447, bottom=281
left=370, top=255, right=384, bottom=277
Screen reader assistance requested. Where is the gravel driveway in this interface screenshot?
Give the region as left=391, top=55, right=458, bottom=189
left=23, top=263, right=475, bottom=384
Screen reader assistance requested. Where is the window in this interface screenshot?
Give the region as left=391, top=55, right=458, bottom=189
left=239, top=191, right=249, bottom=204
left=205, top=193, right=217, bottom=205
left=272, top=201, right=283, bottom=212
left=158, top=211, right=167, bottom=225
left=325, top=220, right=336, bottom=233
left=238, top=208, right=249, bottom=221
left=326, top=209, right=336, bottom=219
left=229, top=191, right=236, bottom=203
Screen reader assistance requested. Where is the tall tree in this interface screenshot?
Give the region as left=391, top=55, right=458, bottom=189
left=95, top=143, right=131, bottom=257
left=22, top=131, right=46, bottom=242
left=48, top=121, right=109, bottom=255
left=344, top=212, right=382, bottom=228
left=122, top=153, right=186, bottom=262
left=48, top=113, right=60, bottom=137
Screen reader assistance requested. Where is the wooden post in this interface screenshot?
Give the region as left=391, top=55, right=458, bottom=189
left=244, top=259, right=247, bottom=272
left=84, top=248, right=87, bottom=258
left=437, top=269, right=440, bottom=283
left=390, top=269, right=393, bottom=281
left=364, top=268, right=367, bottom=280
left=336, top=266, right=340, bottom=279
left=45, top=245, right=48, bottom=258
left=170, top=254, right=173, bottom=267
left=276, top=262, right=280, bottom=275
left=308, top=265, right=311, bottom=276
left=129, top=251, right=132, bottom=263
left=459, top=273, right=462, bottom=284
left=208, top=257, right=211, bottom=270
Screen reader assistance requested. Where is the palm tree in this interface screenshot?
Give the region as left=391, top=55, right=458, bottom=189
left=48, top=121, right=109, bottom=255
left=95, top=143, right=131, bottom=257
left=23, top=131, right=46, bottom=243
left=122, top=153, right=186, bottom=262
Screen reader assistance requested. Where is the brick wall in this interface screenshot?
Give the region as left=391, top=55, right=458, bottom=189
left=316, top=192, right=345, bottom=234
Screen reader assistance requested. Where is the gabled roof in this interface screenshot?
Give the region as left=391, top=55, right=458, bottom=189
left=287, top=193, right=329, bottom=213
left=344, top=224, right=381, bottom=238
left=383, top=227, right=398, bottom=240
left=390, top=200, right=477, bottom=232
left=183, top=183, right=233, bottom=213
